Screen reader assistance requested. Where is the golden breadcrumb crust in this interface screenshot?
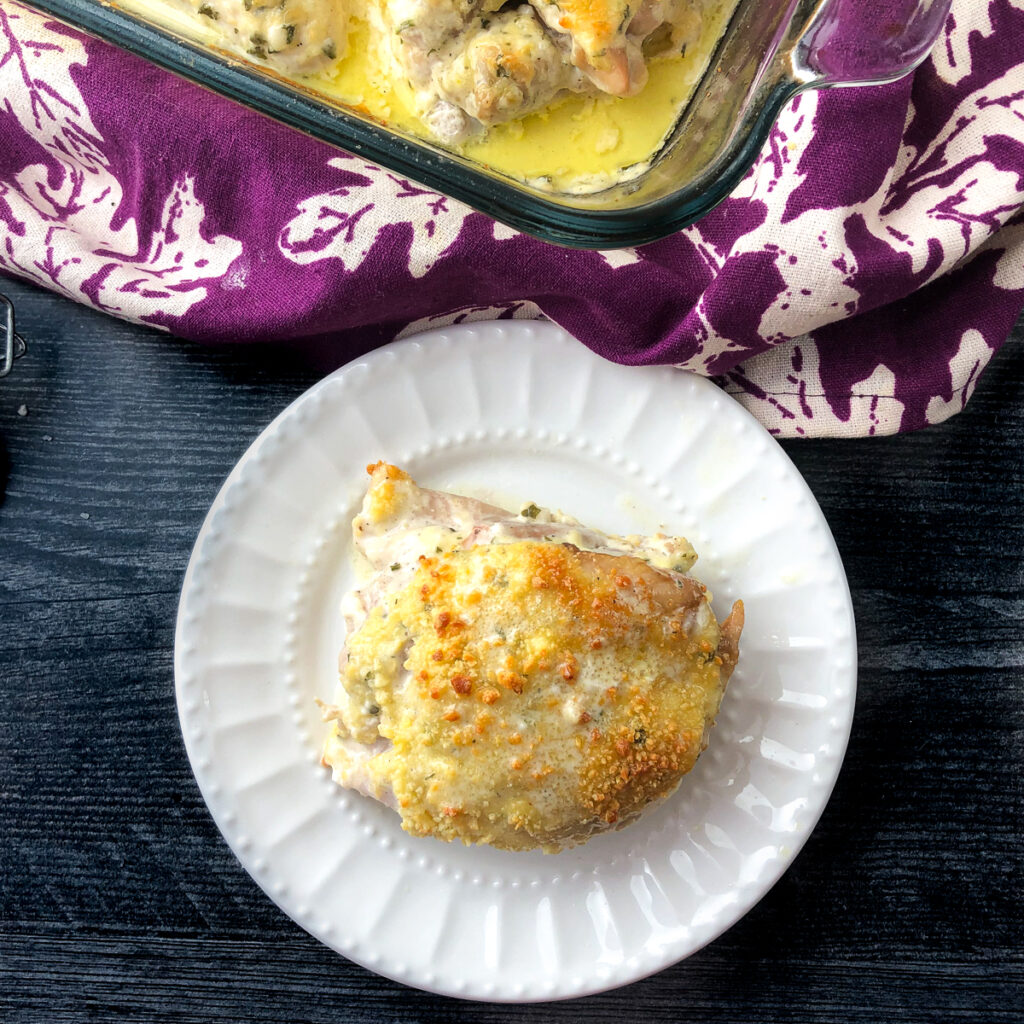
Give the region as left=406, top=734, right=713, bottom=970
left=340, top=537, right=740, bottom=851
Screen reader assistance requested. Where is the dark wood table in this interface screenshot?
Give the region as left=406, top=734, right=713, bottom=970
left=1, top=274, right=1021, bottom=1023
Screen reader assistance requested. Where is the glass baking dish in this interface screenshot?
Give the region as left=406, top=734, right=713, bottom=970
left=20, top=0, right=951, bottom=248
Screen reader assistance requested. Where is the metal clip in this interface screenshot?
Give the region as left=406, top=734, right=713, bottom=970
left=1, top=292, right=28, bottom=379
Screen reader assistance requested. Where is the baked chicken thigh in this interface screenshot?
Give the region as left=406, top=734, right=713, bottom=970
left=321, top=462, right=743, bottom=852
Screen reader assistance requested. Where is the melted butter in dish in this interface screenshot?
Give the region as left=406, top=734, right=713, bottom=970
left=319, top=463, right=744, bottom=853
left=134, top=0, right=736, bottom=192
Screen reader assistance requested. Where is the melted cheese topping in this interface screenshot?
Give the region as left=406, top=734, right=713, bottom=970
left=549, top=0, right=631, bottom=58
left=331, top=540, right=729, bottom=851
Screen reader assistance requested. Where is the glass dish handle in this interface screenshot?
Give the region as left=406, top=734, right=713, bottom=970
left=795, top=0, right=953, bottom=86
left=1, top=293, right=28, bottom=380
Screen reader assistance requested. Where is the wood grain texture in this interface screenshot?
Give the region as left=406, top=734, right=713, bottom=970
left=0, top=275, right=1022, bottom=1023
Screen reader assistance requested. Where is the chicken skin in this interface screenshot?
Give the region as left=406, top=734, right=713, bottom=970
left=430, top=8, right=587, bottom=140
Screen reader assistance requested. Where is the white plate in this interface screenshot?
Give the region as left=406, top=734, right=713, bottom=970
left=175, top=322, right=856, bottom=1002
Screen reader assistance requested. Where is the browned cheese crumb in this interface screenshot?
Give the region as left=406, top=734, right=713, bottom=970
left=338, top=534, right=743, bottom=851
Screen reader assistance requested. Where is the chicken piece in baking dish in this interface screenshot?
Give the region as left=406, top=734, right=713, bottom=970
left=384, top=1, right=584, bottom=144
left=380, top=0, right=704, bottom=143
left=429, top=8, right=588, bottom=139
left=186, top=0, right=350, bottom=75
left=320, top=462, right=743, bottom=853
